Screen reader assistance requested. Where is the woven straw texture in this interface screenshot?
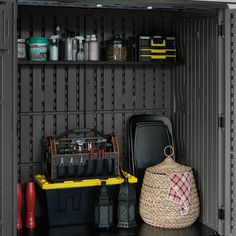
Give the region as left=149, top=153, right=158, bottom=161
left=139, top=157, right=200, bottom=228
left=140, top=222, right=200, bottom=236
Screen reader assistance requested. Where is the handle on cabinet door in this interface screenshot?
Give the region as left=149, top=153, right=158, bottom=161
left=0, top=4, right=9, bottom=47
left=5, top=17, right=9, bottom=38
left=1, top=9, right=5, bottom=45
left=0, top=49, right=8, bottom=53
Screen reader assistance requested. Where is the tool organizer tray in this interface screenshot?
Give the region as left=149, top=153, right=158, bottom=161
left=42, top=129, right=120, bottom=182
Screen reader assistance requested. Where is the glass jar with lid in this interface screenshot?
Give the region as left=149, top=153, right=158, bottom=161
left=105, top=34, right=128, bottom=61
left=17, top=39, right=26, bottom=59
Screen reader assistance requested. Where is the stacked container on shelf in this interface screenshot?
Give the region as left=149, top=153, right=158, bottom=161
left=17, top=26, right=101, bottom=62
left=17, top=27, right=177, bottom=63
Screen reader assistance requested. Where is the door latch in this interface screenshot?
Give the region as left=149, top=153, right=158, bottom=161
left=218, top=114, right=225, bottom=129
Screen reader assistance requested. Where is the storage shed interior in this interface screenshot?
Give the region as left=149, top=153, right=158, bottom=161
left=16, top=2, right=222, bottom=235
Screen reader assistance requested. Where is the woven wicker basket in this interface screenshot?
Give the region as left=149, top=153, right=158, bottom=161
left=139, top=146, right=200, bottom=228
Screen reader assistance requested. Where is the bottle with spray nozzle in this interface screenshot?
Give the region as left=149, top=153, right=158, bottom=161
left=76, top=36, right=85, bottom=61
left=49, top=35, right=59, bottom=61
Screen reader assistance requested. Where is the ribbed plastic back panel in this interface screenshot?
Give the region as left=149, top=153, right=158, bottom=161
left=17, top=6, right=222, bottom=232
left=173, top=12, right=219, bottom=231
left=17, top=6, right=173, bottom=186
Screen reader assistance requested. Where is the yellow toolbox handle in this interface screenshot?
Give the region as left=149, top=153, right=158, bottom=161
left=151, top=39, right=166, bottom=47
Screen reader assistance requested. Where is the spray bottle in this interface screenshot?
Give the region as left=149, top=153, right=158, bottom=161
left=76, top=36, right=85, bottom=61
left=49, top=35, right=59, bottom=61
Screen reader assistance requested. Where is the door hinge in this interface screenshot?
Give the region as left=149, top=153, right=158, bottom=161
left=218, top=23, right=225, bottom=37
left=218, top=114, right=225, bottom=128
left=0, top=1, right=7, bottom=6
left=218, top=208, right=225, bottom=220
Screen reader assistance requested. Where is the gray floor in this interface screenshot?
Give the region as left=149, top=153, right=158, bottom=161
left=18, top=221, right=218, bottom=236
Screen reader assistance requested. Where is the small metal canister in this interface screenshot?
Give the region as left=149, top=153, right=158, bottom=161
left=17, top=39, right=26, bottom=59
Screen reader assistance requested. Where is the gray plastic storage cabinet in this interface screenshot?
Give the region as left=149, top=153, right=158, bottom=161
left=0, top=0, right=236, bottom=236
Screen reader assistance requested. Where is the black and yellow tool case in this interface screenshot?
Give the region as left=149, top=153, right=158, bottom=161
left=138, top=36, right=177, bottom=61
left=34, top=173, right=137, bottom=226
left=42, top=129, right=120, bottom=182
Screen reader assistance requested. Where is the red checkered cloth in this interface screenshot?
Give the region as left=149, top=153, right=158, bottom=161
left=166, top=172, right=192, bottom=215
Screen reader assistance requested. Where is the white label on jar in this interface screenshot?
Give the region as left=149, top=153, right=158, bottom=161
left=31, top=46, right=47, bottom=53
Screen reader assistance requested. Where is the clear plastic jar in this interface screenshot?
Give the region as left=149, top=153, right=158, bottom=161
left=105, top=34, right=128, bottom=61
left=17, top=39, right=26, bottom=59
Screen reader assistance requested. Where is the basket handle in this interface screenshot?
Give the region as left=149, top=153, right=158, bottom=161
left=164, top=145, right=175, bottom=158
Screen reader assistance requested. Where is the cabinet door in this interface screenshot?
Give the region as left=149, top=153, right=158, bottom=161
left=224, top=8, right=236, bottom=236
left=0, top=1, right=17, bottom=236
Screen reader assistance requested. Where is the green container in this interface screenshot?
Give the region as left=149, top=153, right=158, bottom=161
left=28, top=37, right=48, bottom=61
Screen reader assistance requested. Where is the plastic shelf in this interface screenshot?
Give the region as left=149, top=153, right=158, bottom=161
left=18, top=60, right=183, bottom=66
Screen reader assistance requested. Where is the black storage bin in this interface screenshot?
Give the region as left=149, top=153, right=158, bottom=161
left=35, top=174, right=137, bottom=227
left=37, top=186, right=117, bottom=226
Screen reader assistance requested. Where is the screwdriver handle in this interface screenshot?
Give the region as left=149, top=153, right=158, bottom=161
left=26, top=182, right=36, bottom=229
left=17, top=183, right=23, bottom=230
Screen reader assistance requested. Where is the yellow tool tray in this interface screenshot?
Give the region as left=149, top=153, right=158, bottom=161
left=140, top=49, right=176, bottom=53
left=140, top=54, right=176, bottom=59
left=34, top=171, right=137, bottom=190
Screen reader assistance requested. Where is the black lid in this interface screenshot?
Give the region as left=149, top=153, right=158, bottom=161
left=67, top=31, right=75, bottom=38
left=107, top=34, right=127, bottom=45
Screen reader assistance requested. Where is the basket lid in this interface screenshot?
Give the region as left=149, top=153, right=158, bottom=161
left=147, top=146, right=192, bottom=174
